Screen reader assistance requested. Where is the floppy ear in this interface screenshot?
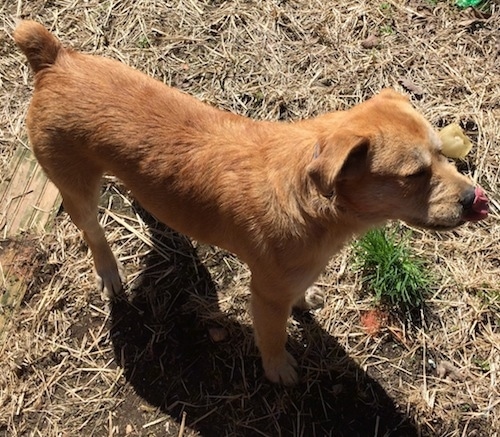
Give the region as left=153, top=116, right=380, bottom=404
left=307, top=132, right=369, bottom=197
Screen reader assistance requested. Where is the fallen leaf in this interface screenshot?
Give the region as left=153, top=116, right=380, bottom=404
left=398, top=78, right=424, bottom=97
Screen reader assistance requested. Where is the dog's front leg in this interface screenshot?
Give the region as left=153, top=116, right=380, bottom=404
left=85, top=226, right=124, bottom=298
left=250, top=277, right=298, bottom=385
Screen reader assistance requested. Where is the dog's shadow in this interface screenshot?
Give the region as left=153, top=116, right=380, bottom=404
left=109, top=208, right=419, bottom=437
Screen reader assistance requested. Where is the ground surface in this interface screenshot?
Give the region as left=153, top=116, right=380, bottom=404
left=0, top=1, right=499, bottom=436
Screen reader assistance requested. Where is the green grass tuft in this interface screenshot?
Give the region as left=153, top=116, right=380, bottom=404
left=353, top=227, right=431, bottom=309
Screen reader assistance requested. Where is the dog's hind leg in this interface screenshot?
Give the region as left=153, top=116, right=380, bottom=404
left=44, top=162, right=124, bottom=298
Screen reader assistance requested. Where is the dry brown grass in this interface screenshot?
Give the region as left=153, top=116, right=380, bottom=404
left=1, top=0, right=499, bottom=436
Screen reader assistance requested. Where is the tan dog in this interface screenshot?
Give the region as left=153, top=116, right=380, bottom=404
left=14, top=21, right=489, bottom=385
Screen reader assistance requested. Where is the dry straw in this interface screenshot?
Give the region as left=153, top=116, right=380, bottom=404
left=1, top=1, right=498, bottom=436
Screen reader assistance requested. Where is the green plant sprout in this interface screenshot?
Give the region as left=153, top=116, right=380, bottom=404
left=353, top=227, right=431, bottom=309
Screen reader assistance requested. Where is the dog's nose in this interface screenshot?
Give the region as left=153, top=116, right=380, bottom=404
left=460, top=187, right=476, bottom=211
left=461, top=186, right=489, bottom=222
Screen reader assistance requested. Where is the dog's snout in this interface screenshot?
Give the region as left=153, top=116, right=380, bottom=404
left=460, top=187, right=476, bottom=211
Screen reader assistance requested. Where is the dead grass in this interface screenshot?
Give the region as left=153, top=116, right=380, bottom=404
left=1, top=0, right=499, bottom=436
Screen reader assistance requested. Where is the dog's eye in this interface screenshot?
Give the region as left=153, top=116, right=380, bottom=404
left=408, top=168, right=428, bottom=178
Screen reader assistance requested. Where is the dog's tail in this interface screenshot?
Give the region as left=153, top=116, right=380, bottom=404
left=13, top=20, right=63, bottom=73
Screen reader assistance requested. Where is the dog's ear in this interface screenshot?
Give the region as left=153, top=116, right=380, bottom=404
left=307, top=132, right=369, bottom=197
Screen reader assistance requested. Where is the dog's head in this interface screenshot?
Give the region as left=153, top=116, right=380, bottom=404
left=307, top=89, right=489, bottom=230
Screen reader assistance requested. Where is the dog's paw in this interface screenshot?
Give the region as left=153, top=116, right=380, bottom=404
left=294, top=285, right=325, bottom=311
left=305, top=285, right=325, bottom=309
left=96, top=261, right=124, bottom=299
left=263, top=351, right=298, bottom=386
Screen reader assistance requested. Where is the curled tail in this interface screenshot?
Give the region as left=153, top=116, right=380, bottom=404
left=13, top=20, right=63, bottom=73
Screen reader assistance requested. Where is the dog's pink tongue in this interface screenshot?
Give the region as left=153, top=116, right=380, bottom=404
left=467, top=186, right=489, bottom=221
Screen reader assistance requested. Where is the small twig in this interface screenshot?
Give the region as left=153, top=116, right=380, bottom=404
left=178, top=411, right=187, bottom=437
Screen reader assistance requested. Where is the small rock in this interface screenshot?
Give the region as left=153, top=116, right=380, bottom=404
left=361, top=35, right=380, bottom=49
left=208, top=327, right=228, bottom=343
left=436, top=360, right=465, bottom=381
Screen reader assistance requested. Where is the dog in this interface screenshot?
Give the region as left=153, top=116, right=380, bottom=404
left=14, top=20, right=489, bottom=385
